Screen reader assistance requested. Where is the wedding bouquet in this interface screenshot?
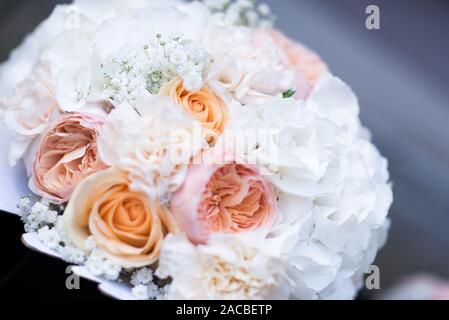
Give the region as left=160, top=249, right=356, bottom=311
left=0, top=0, right=392, bottom=300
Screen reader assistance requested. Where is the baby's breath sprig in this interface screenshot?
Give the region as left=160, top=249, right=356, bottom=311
left=201, top=0, right=275, bottom=28
left=18, top=195, right=59, bottom=233
left=101, top=33, right=208, bottom=108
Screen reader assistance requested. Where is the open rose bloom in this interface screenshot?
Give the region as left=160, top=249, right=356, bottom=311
left=30, top=113, right=107, bottom=203
left=0, top=0, right=392, bottom=300
left=64, top=168, right=179, bottom=268
left=170, top=151, right=278, bottom=244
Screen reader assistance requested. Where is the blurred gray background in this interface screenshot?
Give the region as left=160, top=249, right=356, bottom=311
left=0, top=0, right=448, bottom=299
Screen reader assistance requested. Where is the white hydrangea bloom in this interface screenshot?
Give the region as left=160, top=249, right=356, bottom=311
left=229, top=74, right=392, bottom=299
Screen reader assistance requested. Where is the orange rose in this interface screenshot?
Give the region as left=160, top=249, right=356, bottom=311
left=63, top=168, right=179, bottom=268
left=162, top=78, right=229, bottom=143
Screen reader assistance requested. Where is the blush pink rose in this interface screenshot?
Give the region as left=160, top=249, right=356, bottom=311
left=170, top=152, right=278, bottom=244
left=253, top=28, right=328, bottom=99
left=30, top=113, right=107, bottom=203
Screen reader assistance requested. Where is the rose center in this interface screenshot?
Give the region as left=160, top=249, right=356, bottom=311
left=199, top=164, right=268, bottom=233
left=97, top=185, right=152, bottom=247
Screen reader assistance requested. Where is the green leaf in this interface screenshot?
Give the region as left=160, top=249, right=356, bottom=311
left=282, top=89, right=296, bottom=99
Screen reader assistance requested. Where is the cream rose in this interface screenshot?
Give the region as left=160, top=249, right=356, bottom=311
left=162, top=78, right=229, bottom=143
left=63, top=167, right=179, bottom=268
left=30, top=112, right=107, bottom=203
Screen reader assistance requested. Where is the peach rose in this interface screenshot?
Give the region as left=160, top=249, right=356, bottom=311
left=162, top=78, right=229, bottom=143
left=170, top=151, right=278, bottom=244
left=253, top=28, right=328, bottom=98
left=30, top=113, right=107, bottom=203
left=63, top=168, right=179, bottom=268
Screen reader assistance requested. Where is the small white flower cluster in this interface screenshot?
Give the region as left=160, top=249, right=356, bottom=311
left=17, top=196, right=87, bottom=264
left=18, top=196, right=120, bottom=280
left=38, top=216, right=87, bottom=264
left=84, top=237, right=122, bottom=281
left=130, top=267, right=170, bottom=300
left=37, top=226, right=61, bottom=250
left=102, top=33, right=207, bottom=106
left=130, top=267, right=153, bottom=286
left=59, top=244, right=86, bottom=265
left=202, top=0, right=275, bottom=28
left=18, top=196, right=59, bottom=233
left=102, top=57, right=145, bottom=107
